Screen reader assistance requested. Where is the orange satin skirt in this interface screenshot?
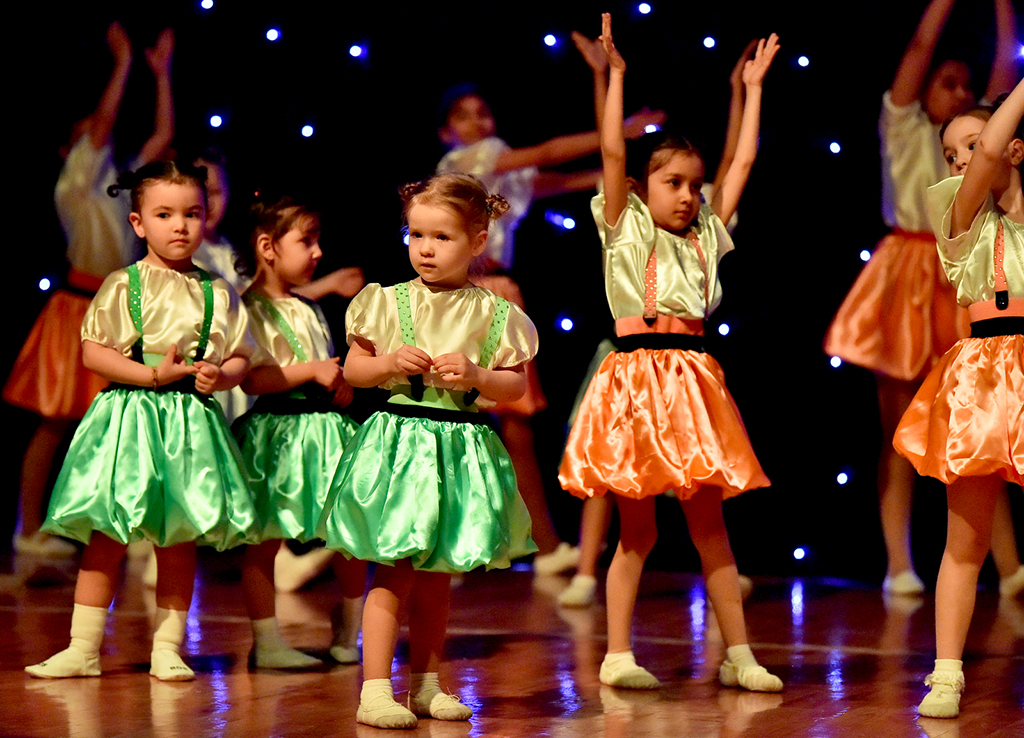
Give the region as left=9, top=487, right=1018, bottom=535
left=470, top=272, right=547, bottom=417
left=824, top=230, right=969, bottom=381
left=893, top=334, right=1024, bottom=485
left=2, top=290, right=108, bottom=419
left=558, top=348, right=770, bottom=500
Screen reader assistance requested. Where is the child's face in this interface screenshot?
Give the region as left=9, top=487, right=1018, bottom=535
left=923, top=61, right=973, bottom=124
left=407, top=203, right=486, bottom=289
left=441, top=95, right=496, bottom=147
left=269, top=222, right=322, bottom=288
left=130, top=182, right=206, bottom=270
left=643, top=152, right=705, bottom=234
left=942, top=114, right=985, bottom=176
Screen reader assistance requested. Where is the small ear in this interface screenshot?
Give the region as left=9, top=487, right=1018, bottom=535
left=255, top=233, right=275, bottom=263
left=470, top=229, right=488, bottom=257
left=1007, top=138, right=1024, bottom=168
left=129, top=212, right=146, bottom=239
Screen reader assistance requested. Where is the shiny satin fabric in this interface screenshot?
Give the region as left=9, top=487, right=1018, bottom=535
left=2, top=290, right=108, bottom=418
left=318, top=411, right=536, bottom=574
left=894, top=334, right=1024, bottom=485
left=234, top=410, right=360, bottom=542
left=824, top=231, right=969, bottom=381
left=559, top=349, right=769, bottom=500
left=43, top=388, right=259, bottom=550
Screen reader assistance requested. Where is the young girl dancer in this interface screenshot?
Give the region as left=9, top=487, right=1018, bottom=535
left=25, top=161, right=259, bottom=681
left=559, top=14, right=781, bottom=691
left=4, top=22, right=174, bottom=557
left=824, top=0, right=1019, bottom=595
left=234, top=196, right=365, bottom=669
left=318, top=173, right=537, bottom=728
left=894, top=79, right=1024, bottom=718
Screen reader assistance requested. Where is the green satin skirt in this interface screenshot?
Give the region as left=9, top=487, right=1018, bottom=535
left=234, top=409, right=360, bottom=542
left=43, top=387, right=258, bottom=550
left=318, top=410, right=536, bottom=573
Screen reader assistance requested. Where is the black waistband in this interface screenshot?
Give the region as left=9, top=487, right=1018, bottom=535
left=970, top=317, right=1024, bottom=338
left=613, top=333, right=706, bottom=353
left=104, top=377, right=203, bottom=395
left=249, top=384, right=335, bottom=416
left=382, top=402, right=492, bottom=426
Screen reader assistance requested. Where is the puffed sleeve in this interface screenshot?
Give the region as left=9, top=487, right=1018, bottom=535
left=927, top=176, right=995, bottom=262
left=346, top=283, right=396, bottom=354
left=591, top=191, right=656, bottom=249
left=239, top=294, right=278, bottom=369
left=698, top=205, right=735, bottom=264
left=80, top=269, right=137, bottom=354
left=490, top=302, right=539, bottom=369
left=218, top=280, right=261, bottom=363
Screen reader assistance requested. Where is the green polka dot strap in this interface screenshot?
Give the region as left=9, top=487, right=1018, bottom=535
left=478, top=297, right=510, bottom=369
left=394, top=281, right=417, bottom=347
left=246, top=292, right=308, bottom=363
left=124, top=263, right=215, bottom=364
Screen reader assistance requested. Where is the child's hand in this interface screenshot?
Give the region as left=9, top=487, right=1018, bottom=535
left=145, top=28, right=174, bottom=76
left=600, top=13, right=626, bottom=73
left=331, top=380, right=354, bottom=409
left=742, top=34, right=779, bottom=88
left=328, top=267, right=366, bottom=298
left=312, top=357, right=344, bottom=392
left=624, top=107, right=667, bottom=139
left=572, top=30, right=608, bottom=74
left=730, top=40, right=759, bottom=90
left=156, top=344, right=198, bottom=387
left=193, top=361, right=223, bottom=395
left=388, top=345, right=433, bottom=378
left=432, top=353, right=480, bottom=391
left=106, top=21, right=132, bottom=63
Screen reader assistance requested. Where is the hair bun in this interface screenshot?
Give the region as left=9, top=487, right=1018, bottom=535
left=485, top=194, right=510, bottom=220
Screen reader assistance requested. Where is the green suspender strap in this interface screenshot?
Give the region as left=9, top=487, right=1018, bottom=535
left=392, top=281, right=511, bottom=408
left=125, top=264, right=215, bottom=366
left=247, top=293, right=308, bottom=362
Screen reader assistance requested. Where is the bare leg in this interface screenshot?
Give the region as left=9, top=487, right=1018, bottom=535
left=558, top=496, right=612, bottom=607
left=243, top=540, right=279, bottom=621
left=988, top=485, right=1022, bottom=580
left=876, top=375, right=922, bottom=588
left=501, top=414, right=561, bottom=554
left=330, top=555, right=367, bottom=663
left=16, top=419, right=74, bottom=548
left=75, top=532, right=129, bottom=607
left=153, top=543, right=196, bottom=613
left=407, top=571, right=452, bottom=676
left=935, top=476, right=1001, bottom=660
left=678, top=486, right=746, bottom=648
left=361, top=560, right=415, bottom=681
left=605, top=496, right=657, bottom=654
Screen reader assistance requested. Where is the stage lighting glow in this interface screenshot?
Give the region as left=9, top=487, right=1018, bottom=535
left=403, top=232, right=410, bottom=246
left=830, top=356, right=842, bottom=368
left=38, top=278, right=51, bottom=292
left=718, top=323, right=730, bottom=336
left=836, top=472, right=849, bottom=485
left=558, top=317, right=574, bottom=332
left=266, top=28, right=280, bottom=42
left=209, top=115, right=223, bottom=128
left=562, top=217, right=576, bottom=230
left=644, top=123, right=660, bottom=133
left=859, top=249, right=871, bottom=262
left=703, top=36, right=715, bottom=49
left=638, top=3, right=651, bottom=13
left=1019, top=44, right=1024, bottom=59
left=830, top=141, right=841, bottom=154
left=349, top=45, right=364, bottom=57
left=798, top=55, right=809, bottom=67
left=545, top=211, right=576, bottom=230
left=793, top=547, right=806, bottom=560
left=301, top=125, right=314, bottom=138
left=544, top=34, right=557, bottom=47
left=200, top=0, right=213, bottom=8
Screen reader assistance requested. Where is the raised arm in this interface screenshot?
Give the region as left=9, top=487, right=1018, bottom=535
left=984, top=0, right=1019, bottom=102
left=136, top=28, right=175, bottom=165
left=573, top=29, right=609, bottom=130
left=84, top=22, right=133, bottom=150
left=711, top=34, right=779, bottom=226
left=598, top=13, right=630, bottom=226
left=712, top=40, right=758, bottom=193
left=949, top=77, right=1024, bottom=236
left=293, top=266, right=366, bottom=301
left=890, top=0, right=958, bottom=107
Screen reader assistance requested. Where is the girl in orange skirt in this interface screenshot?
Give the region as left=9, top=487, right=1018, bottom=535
left=824, top=0, right=1018, bottom=594
left=894, top=80, right=1024, bottom=719
left=559, top=14, right=781, bottom=691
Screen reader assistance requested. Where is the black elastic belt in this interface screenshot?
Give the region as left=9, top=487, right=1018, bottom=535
left=613, top=333, right=706, bottom=353
left=970, top=317, right=1024, bottom=338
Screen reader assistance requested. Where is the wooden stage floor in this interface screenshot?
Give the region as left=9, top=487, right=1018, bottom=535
left=1, top=551, right=1021, bottom=738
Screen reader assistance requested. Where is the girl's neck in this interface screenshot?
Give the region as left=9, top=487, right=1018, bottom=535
left=413, top=276, right=475, bottom=291
left=251, top=270, right=295, bottom=300
left=141, top=252, right=195, bottom=273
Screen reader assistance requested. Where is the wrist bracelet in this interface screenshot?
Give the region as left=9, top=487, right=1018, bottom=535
left=151, top=366, right=159, bottom=390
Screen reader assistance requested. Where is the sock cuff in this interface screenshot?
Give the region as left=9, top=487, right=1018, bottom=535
left=726, top=644, right=756, bottom=667
left=152, top=608, right=189, bottom=653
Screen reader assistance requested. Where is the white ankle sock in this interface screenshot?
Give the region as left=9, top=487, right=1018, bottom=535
left=599, top=651, right=661, bottom=689
left=725, top=644, right=757, bottom=669
left=358, top=678, right=417, bottom=729
left=25, top=603, right=106, bottom=678
left=409, top=672, right=472, bottom=720
left=251, top=616, right=321, bottom=669
left=150, top=608, right=193, bottom=680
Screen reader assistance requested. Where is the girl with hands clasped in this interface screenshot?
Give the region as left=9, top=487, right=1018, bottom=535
left=559, top=14, right=782, bottom=692
left=893, top=78, right=1024, bottom=719
left=233, top=196, right=366, bottom=669
left=25, top=162, right=260, bottom=681
left=318, top=173, right=538, bottom=729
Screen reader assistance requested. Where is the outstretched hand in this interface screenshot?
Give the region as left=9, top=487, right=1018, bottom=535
left=156, top=344, right=198, bottom=387
left=600, top=13, right=626, bottom=73
left=145, top=28, right=175, bottom=75
left=106, top=21, right=132, bottom=63
left=572, top=30, right=608, bottom=74
left=730, top=39, right=759, bottom=89
left=742, top=33, right=780, bottom=87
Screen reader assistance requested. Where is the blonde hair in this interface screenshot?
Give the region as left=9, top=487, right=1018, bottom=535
left=400, top=173, right=509, bottom=235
